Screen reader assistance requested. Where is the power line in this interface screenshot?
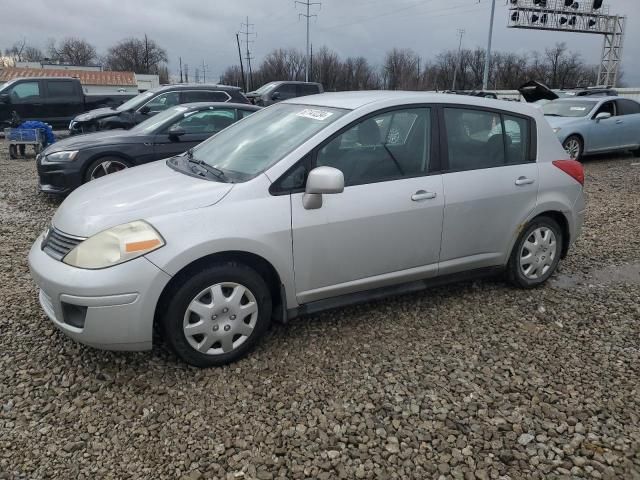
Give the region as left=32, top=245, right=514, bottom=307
left=295, top=0, right=321, bottom=82
left=239, top=16, right=256, bottom=90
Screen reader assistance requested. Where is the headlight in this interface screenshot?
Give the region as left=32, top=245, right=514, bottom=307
left=46, top=150, right=79, bottom=162
left=552, top=127, right=562, bottom=133
left=63, top=220, right=165, bottom=269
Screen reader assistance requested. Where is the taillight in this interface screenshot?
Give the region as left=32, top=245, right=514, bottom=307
left=553, top=160, right=584, bottom=186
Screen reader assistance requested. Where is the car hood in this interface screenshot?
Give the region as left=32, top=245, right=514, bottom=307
left=544, top=116, right=586, bottom=129
left=52, top=160, right=234, bottom=237
left=43, top=129, right=133, bottom=154
left=73, top=107, right=122, bottom=123
left=518, top=80, right=559, bottom=103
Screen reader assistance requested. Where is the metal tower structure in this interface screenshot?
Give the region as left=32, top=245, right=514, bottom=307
left=507, top=0, right=626, bottom=86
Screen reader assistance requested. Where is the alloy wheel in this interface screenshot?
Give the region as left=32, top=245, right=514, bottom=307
left=90, top=160, right=129, bottom=180
left=519, top=227, right=557, bottom=280
left=564, top=139, right=581, bottom=159
left=183, top=282, right=259, bottom=355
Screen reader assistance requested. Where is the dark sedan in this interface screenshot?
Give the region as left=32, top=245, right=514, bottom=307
left=37, top=102, right=260, bottom=194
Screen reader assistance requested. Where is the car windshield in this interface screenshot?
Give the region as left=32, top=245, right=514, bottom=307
left=116, top=90, right=156, bottom=112
left=543, top=100, right=596, bottom=117
left=130, top=105, right=190, bottom=134
left=189, top=103, right=347, bottom=182
left=253, top=82, right=278, bottom=95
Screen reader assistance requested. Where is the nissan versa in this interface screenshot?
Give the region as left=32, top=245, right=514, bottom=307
left=29, top=92, right=585, bottom=367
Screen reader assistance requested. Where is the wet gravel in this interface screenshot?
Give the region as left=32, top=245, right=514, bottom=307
left=1, top=150, right=639, bottom=479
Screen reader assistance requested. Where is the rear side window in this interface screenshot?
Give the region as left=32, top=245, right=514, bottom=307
left=443, top=107, right=532, bottom=171
left=616, top=99, right=640, bottom=115
left=183, top=91, right=231, bottom=103
left=47, top=81, right=75, bottom=98
left=297, top=84, right=320, bottom=96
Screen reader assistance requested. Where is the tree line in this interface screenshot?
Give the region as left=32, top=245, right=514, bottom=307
left=1, top=36, right=169, bottom=83
left=221, top=42, right=603, bottom=92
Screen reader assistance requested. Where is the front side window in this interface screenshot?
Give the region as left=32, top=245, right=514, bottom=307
left=9, top=82, right=41, bottom=101
left=191, top=103, right=347, bottom=182
left=316, top=107, right=431, bottom=186
left=543, top=100, right=596, bottom=118
left=594, top=101, right=616, bottom=117
left=143, top=91, right=180, bottom=113
left=170, top=109, right=236, bottom=134
left=444, top=108, right=531, bottom=171
left=183, top=91, right=230, bottom=103
left=273, top=84, right=297, bottom=100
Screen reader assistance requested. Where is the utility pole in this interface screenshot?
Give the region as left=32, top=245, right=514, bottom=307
left=295, top=0, right=321, bottom=82
left=310, top=43, right=313, bottom=82
left=239, top=17, right=256, bottom=91
left=201, top=60, right=208, bottom=83
left=179, top=57, right=183, bottom=83
left=482, top=0, right=496, bottom=91
left=452, top=29, right=465, bottom=91
left=184, top=63, right=189, bottom=83
left=236, top=33, right=247, bottom=92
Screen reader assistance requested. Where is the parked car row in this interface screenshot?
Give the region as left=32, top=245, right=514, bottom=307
left=29, top=91, right=586, bottom=367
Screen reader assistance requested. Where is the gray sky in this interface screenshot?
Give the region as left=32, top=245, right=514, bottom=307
left=2, top=0, right=639, bottom=85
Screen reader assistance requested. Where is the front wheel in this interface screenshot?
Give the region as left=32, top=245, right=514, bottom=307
left=84, top=156, right=132, bottom=183
left=563, top=135, right=583, bottom=161
left=161, top=262, right=272, bottom=367
left=507, top=216, right=563, bottom=288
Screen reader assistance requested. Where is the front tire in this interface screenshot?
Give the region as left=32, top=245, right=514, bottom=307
left=161, top=262, right=272, bottom=367
left=84, top=156, right=132, bottom=183
left=563, top=135, right=583, bottom=161
left=507, top=216, right=563, bottom=288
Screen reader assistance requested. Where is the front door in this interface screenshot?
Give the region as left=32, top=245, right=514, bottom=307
left=588, top=100, right=621, bottom=152
left=290, top=106, right=444, bottom=304
left=439, top=106, right=539, bottom=274
left=5, top=80, right=44, bottom=121
left=152, top=107, right=237, bottom=161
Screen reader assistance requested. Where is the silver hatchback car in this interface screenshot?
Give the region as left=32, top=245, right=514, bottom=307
left=29, top=92, right=585, bottom=367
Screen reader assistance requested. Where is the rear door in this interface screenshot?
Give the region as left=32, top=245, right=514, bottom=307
left=289, top=106, right=444, bottom=303
left=152, top=107, right=237, bottom=160
left=615, top=99, right=640, bottom=148
left=44, top=79, right=83, bottom=124
left=439, top=105, right=538, bottom=274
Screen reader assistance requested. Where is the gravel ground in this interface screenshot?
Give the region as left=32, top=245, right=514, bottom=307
left=0, top=149, right=639, bottom=480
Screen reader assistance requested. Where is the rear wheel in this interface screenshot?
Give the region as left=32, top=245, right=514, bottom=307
left=161, top=262, right=272, bottom=367
left=563, top=135, right=583, bottom=161
left=84, top=156, right=131, bottom=183
left=507, top=216, right=563, bottom=288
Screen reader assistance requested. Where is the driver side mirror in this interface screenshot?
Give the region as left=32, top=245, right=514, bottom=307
left=595, top=112, right=612, bottom=121
left=303, top=166, right=344, bottom=210
left=168, top=126, right=186, bottom=141
left=271, top=91, right=281, bottom=101
left=0, top=93, right=10, bottom=104
left=139, top=105, right=151, bottom=115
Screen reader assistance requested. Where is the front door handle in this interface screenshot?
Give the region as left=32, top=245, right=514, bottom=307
left=411, top=190, right=437, bottom=201
left=515, top=176, right=535, bottom=186
left=615, top=120, right=623, bottom=124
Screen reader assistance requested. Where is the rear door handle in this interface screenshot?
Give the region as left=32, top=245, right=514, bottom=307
left=411, top=190, right=437, bottom=201
left=515, top=176, right=535, bottom=186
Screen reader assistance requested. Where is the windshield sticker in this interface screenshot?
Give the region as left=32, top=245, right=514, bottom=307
left=570, top=107, right=587, bottom=111
left=296, top=109, right=334, bottom=121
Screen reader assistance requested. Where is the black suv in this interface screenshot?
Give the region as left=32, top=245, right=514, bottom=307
left=69, top=84, right=249, bottom=134
left=245, top=81, right=323, bottom=106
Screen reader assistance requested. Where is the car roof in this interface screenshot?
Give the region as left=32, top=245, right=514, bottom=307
left=178, top=102, right=260, bottom=110
left=271, top=81, right=322, bottom=86
left=153, top=84, right=242, bottom=93
left=283, top=90, right=539, bottom=116
left=552, top=96, right=628, bottom=103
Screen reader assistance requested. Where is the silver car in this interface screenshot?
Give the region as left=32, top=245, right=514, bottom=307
left=29, top=92, right=586, bottom=367
left=543, top=97, right=640, bottom=160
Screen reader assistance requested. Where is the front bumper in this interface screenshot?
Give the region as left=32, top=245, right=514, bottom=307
left=28, top=235, right=172, bottom=351
left=36, top=156, right=84, bottom=195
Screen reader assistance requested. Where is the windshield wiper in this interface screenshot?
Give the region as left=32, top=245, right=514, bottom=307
left=544, top=113, right=562, bottom=117
left=186, top=149, right=228, bottom=182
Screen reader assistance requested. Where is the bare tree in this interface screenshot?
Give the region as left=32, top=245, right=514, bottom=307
left=47, top=37, right=97, bottom=65
left=383, top=48, right=421, bottom=90
left=3, top=39, right=44, bottom=64
left=104, top=36, right=168, bottom=75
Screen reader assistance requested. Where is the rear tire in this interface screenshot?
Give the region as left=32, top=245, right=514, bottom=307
left=563, top=135, right=583, bottom=161
left=507, top=216, right=563, bottom=288
left=161, top=262, right=272, bottom=368
left=633, top=148, right=640, bottom=157
left=84, top=156, right=132, bottom=183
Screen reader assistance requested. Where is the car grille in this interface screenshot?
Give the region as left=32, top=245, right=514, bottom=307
left=42, top=227, right=85, bottom=261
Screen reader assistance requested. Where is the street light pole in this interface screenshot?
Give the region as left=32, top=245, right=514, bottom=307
left=482, top=0, right=496, bottom=91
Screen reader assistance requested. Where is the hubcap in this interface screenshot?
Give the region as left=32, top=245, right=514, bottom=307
left=520, top=227, right=557, bottom=280
left=564, top=139, right=580, bottom=159
left=90, top=160, right=128, bottom=180
left=183, top=282, right=258, bottom=356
